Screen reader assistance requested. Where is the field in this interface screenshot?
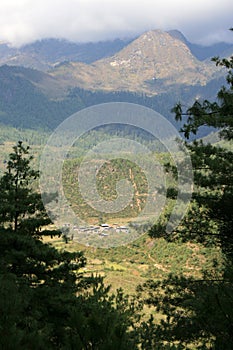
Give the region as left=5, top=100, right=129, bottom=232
left=43, top=232, right=223, bottom=298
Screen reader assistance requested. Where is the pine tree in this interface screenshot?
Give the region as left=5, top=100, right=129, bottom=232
left=0, top=142, right=142, bottom=349
left=0, top=141, right=55, bottom=235
left=142, top=32, right=233, bottom=349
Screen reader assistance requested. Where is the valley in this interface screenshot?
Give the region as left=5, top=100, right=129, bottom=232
left=0, top=25, right=232, bottom=348
left=44, top=230, right=223, bottom=296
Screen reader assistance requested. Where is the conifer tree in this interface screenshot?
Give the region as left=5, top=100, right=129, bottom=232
left=0, top=141, right=54, bottom=235
left=0, top=141, right=141, bottom=349
left=142, top=32, right=233, bottom=349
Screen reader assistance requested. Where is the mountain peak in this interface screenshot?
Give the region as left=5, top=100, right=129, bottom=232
left=167, top=30, right=188, bottom=44
left=52, top=29, right=216, bottom=95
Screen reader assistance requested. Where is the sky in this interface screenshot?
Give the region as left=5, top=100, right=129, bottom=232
left=1, top=0, right=233, bottom=47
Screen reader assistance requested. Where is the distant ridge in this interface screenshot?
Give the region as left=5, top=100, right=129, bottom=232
left=168, top=30, right=233, bottom=61
left=0, top=29, right=232, bottom=71
left=0, top=37, right=133, bottom=71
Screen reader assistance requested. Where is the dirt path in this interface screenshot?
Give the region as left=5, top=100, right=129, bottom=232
left=129, top=168, right=141, bottom=211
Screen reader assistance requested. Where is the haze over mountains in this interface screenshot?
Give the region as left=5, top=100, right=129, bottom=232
left=0, top=29, right=232, bottom=131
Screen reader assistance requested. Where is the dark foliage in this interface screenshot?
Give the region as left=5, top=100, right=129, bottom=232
left=144, top=35, right=233, bottom=349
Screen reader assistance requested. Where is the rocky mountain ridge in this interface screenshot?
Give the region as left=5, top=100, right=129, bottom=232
left=50, top=30, right=223, bottom=95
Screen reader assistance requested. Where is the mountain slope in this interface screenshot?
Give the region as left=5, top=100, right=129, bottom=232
left=0, top=65, right=84, bottom=129
left=0, top=63, right=225, bottom=133
left=0, top=64, right=67, bottom=98
left=51, top=30, right=221, bottom=95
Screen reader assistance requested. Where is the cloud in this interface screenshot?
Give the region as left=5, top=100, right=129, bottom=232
left=0, top=0, right=233, bottom=46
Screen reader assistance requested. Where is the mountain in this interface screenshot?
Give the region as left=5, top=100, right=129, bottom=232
left=168, top=30, right=233, bottom=61
left=50, top=30, right=222, bottom=95
left=1, top=30, right=232, bottom=72
left=0, top=29, right=230, bottom=132
left=1, top=29, right=226, bottom=98
left=0, top=38, right=133, bottom=71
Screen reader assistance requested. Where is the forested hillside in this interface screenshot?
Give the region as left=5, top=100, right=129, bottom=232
left=0, top=63, right=226, bottom=138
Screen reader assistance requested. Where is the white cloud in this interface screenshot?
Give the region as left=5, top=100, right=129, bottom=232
left=0, top=0, right=233, bottom=46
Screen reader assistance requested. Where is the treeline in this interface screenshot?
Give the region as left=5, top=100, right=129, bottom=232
left=0, top=124, right=49, bottom=145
